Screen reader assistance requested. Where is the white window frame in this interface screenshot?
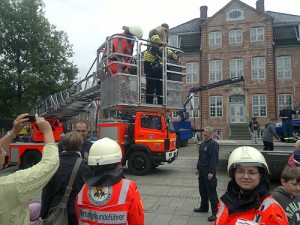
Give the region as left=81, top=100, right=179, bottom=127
left=210, top=96, right=223, bottom=117
left=251, top=57, right=265, bottom=80
left=229, top=29, right=243, bottom=44
left=186, top=97, right=199, bottom=118
left=230, top=59, right=244, bottom=78
left=252, top=94, right=267, bottom=117
left=209, top=60, right=222, bottom=82
left=250, top=27, right=264, bottom=42
left=186, top=63, right=199, bottom=83
left=209, top=31, right=222, bottom=46
left=277, top=56, right=292, bottom=79
left=226, top=8, right=245, bottom=21
left=278, top=94, right=293, bottom=112
left=168, top=35, right=180, bottom=48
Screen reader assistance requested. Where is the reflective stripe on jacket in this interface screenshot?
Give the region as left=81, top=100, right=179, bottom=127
left=76, top=178, right=144, bottom=225
left=214, top=196, right=288, bottom=225
left=144, top=26, right=173, bottom=63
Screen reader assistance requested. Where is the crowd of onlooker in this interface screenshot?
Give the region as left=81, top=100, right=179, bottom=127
left=0, top=113, right=143, bottom=225
left=1, top=114, right=300, bottom=225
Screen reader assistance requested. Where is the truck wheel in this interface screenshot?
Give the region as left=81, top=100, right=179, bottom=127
left=293, top=130, right=300, bottom=142
left=181, top=140, right=188, bottom=147
left=20, top=151, right=42, bottom=169
left=128, top=151, right=151, bottom=175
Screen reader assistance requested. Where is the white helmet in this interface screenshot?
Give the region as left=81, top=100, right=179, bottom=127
left=227, top=146, right=270, bottom=178
left=128, top=26, right=143, bottom=39
left=88, top=137, right=122, bottom=166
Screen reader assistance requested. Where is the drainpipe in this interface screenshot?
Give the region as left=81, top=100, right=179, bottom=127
left=199, top=28, right=203, bottom=141
left=273, top=41, right=277, bottom=119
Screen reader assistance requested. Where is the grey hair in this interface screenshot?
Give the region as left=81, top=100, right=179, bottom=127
left=205, top=126, right=214, bottom=133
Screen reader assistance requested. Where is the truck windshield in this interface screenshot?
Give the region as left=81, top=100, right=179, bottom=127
left=141, top=115, right=162, bottom=130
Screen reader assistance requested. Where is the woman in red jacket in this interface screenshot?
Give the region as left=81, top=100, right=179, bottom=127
left=215, top=146, right=288, bottom=225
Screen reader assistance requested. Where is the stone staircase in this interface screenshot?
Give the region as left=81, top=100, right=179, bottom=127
left=229, top=123, right=251, bottom=140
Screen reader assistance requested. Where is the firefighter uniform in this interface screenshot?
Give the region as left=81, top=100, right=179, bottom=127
left=215, top=196, right=288, bottom=225
left=279, top=107, right=296, bottom=142
left=143, top=25, right=175, bottom=104
left=76, top=178, right=144, bottom=225
left=76, top=137, right=144, bottom=225
left=106, top=33, right=134, bottom=76
left=104, top=31, right=135, bottom=103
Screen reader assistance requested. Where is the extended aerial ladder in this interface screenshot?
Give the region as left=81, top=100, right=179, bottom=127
left=33, top=34, right=186, bottom=118
left=32, top=72, right=101, bottom=118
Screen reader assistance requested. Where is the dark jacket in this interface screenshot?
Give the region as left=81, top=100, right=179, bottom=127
left=41, top=152, right=89, bottom=219
left=272, top=186, right=300, bottom=224
left=279, top=109, right=296, bottom=121
left=197, top=138, right=219, bottom=173
left=249, top=120, right=260, bottom=132
left=221, top=176, right=270, bottom=215
left=262, top=123, right=279, bottom=143
left=58, top=139, right=93, bottom=159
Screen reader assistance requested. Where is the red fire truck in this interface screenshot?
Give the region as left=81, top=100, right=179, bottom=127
left=7, top=34, right=185, bottom=175
left=8, top=118, right=64, bottom=169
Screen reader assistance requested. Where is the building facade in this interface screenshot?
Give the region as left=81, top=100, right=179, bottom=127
left=169, top=0, right=300, bottom=139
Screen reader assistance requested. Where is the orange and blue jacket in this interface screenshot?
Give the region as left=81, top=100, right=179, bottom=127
left=76, top=178, right=144, bottom=225
left=214, top=196, right=288, bottom=225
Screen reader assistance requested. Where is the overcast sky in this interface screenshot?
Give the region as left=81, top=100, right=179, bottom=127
left=42, top=0, right=300, bottom=80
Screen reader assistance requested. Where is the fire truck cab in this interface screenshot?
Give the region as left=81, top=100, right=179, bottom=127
left=98, top=112, right=177, bottom=175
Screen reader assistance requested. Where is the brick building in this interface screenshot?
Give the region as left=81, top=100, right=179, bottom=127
left=169, top=0, right=300, bottom=139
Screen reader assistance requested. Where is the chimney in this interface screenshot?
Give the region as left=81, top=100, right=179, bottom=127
left=256, top=0, right=265, bottom=12
left=200, top=6, right=208, bottom=18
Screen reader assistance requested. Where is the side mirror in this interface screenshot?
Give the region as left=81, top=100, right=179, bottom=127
left=158, top=124, right=162, bottom=130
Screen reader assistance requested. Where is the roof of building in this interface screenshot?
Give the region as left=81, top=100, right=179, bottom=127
left=265, top=11, right=300, bottom=25
left=169, top=9, right=300, bottom=46
left=265, top=11, right=300, bottom=44
left=169, top=18, right=207, bottom=34
left=170, top=11, right=300, bottom=34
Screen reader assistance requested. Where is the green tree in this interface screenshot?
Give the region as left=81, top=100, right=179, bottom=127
left=0, top=0, right=78, bottom=118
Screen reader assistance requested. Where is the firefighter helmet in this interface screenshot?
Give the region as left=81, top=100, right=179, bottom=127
left=227, top=146, right=270, bottom=178
left=88, top=137, right=122, bottom=166
left=128, top=26, right=143, bottom=39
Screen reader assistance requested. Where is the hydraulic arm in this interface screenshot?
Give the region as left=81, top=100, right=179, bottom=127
left=183, top=76, right=244, bottom=110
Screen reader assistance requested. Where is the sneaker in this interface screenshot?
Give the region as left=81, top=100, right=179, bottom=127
left=208, top=215, right=216, bottom=222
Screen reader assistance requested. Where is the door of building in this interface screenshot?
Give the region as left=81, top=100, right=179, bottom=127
left=229, top=95, right=245, bottom=123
